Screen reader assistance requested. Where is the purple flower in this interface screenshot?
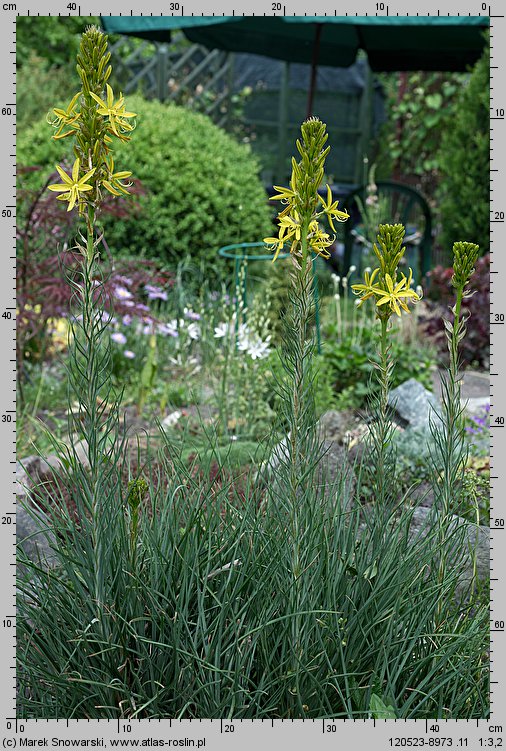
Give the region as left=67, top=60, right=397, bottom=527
left=184, top=307, right=201, bottom=321
left=122, top=314, right=132, bottom=326
left=116, top=275, right=133, bottom=286
left=157, top=322, right=178, bottom=337
left=135, top=303, right=150, bottom=313
left=145, top=284, right=168, bottom=302
left=111, top=332, right=127, bottom=345
left=124, top=350, right=136, bottom=359
left=114, top=286, right=133, bottom=301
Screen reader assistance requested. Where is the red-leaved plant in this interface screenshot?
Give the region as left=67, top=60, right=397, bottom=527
left=420, top=253, right=490, bottom=368
left=17, top=165, right=172, bottom=397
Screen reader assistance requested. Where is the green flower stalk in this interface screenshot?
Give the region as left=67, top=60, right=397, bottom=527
left=435, top=241, right=480, bottom=609
left=266, top=118, right=348, bottom=507
left=265, top=118, right=348, bottom=715
left=47, top=25, right=136, bottom=614
left=351, top=224, right=422, bottom=505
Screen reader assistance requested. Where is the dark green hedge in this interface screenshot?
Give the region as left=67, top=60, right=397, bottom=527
left=438, top=41, right=490, bottom=256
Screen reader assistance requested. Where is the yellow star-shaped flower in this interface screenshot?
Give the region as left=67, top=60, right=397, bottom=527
left=351, top=267, right=380, bottom=304
left=270, top=184, right=296, bottom=203
left=318, top=184, right=350, bottom=232
left=102, top=156, right=133, bottom=197
left=48, top=158, right=96, bottom=212
left=264, top=235, right=286, bottom=262
left=50, top=91, right=81, bottom=140
left=90, top=84, right=136, bottom=139
left=374, top=273, right=421, bottom=317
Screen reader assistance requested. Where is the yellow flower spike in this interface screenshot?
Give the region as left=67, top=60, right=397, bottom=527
left=48, top=158, right=96, bottom=212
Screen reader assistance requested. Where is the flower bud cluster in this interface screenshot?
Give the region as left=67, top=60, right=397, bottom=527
left=451, top=241, right=480, bottom=290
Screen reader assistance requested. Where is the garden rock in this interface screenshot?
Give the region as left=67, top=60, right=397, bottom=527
left=70, top=438, right=91, bottom=469
left=409, top=507, right=489, bottom=600
left=406, top=481, right=435, bottom=509
left=358, top=504, right=489, bottom=601
left=388, top=378, right=439, bottom=429
left=16, top=499, right=57, bottom=578
left=17, top=454, right=63, bottom=490
left=317, top=409, right=357, bottom=444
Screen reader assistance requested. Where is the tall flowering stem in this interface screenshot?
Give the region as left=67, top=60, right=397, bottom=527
left=351, top=224, right=422, bottom=505
left=265, top=118, right=349, bottom=714
left=47, top=26, right=136, bottom=616
left=265, top=117, right=349, bottom=517
left=434, top=241, right=480, bottom=612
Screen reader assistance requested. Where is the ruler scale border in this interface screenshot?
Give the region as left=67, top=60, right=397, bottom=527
left=1, top=2, right=503, bottom=747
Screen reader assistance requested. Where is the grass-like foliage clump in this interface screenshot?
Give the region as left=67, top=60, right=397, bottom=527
left=17, top=28, right=489, bottom=720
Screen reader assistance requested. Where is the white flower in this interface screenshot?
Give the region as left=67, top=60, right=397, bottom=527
left=124, top=350, right=136, bottom=359
left=214, top=322, right=229, bottom=338
left=187, top=322, right=201, bottom=341
left=237, top=323, right=251, bottom=352
left=331, top=274, right=341, bottom=284
left=162, top=410, right=182, bottom=428
left=364, top=266, right=372, bottom=274
left=247, top=336, right=271, bottom=360
left=334, top=293, right=340, bottom=301
left=349, top=265, right=356, bottom=273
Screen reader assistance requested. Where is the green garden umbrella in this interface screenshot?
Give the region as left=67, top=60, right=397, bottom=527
left=101, top=16, right=488, bottom=114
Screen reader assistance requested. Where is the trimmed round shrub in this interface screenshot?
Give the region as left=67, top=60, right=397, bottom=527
left=17, top=95, right=272, bottom=272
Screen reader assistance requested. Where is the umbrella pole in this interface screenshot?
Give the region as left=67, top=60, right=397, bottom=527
left=306, top=23, right=322, bottom=118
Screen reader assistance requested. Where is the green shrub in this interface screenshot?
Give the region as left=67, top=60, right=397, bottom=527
left=438, top=40, right=490, bottom=256
left=17, top=56, right=79, bottom=136
left=16, top=17, right=98, bottom=69
left=17, top=96, right=272, bottom=274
